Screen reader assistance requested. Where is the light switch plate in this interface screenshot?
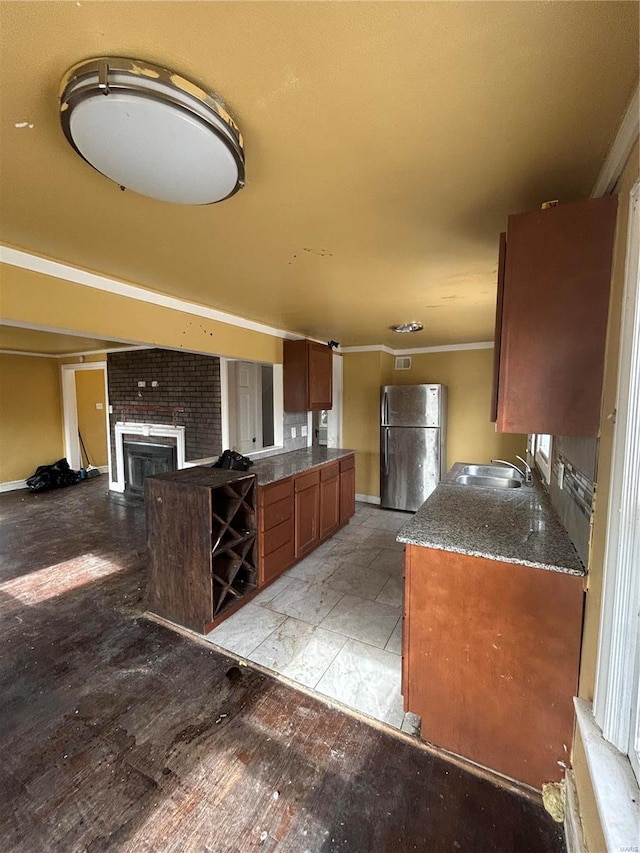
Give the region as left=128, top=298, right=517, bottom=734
left=95, top=402, right=103, bottom=410
left=137, top=380, right=146, bottom=388
left=151, top=381, right=159, bottom=388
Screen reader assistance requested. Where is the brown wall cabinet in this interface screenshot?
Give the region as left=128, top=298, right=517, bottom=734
left=492, top=195, right=618, bottom=436
left=283, top=339, right=333, bottom=412
left=257, top=455, right=356, bottom=584
left=403, top=544, right=584, bottom=790
left=146, top=468, right=257, bottom=633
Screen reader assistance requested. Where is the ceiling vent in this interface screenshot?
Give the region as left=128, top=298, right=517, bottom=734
left=394, top=356, right=411, bottom=371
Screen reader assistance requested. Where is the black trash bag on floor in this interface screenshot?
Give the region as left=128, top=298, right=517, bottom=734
left=26, top=458, right=81, bottom=492
left=212, top=449, right=254, bottom=471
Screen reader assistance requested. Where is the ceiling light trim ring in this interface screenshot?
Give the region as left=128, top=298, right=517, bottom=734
left=391, top=322, right=424, bottom=333
left=59, top=57, right=245, bottom=204
left=61, top=85, right=245, bottom=195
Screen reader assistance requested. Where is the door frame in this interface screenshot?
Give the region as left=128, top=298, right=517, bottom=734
left=60, top=361, right=110, bottom=472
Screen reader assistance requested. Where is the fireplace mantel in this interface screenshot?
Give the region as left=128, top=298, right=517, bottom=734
left=112, top=422, right=186, bottom=493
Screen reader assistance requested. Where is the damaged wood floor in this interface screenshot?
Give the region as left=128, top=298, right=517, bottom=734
left=0, top=479, right=566, bottom=853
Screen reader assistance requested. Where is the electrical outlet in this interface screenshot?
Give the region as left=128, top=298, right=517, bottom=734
left=95, top=402, right=103, bottom=410
left=290, top=427, right=297, bottom=438
left=301, top=425, right=308, bottom=437
left=137, top=380, right=146, bottom=388
left=151, top=380, right=159, bottom=388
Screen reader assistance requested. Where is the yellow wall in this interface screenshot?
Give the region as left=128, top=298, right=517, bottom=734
left=75, top=369, right=108, bottom=468
left=0, top=262, right=283, bottom=364
left=571, top=138, right=639, bottom=846
left=343, top=347, right=526, bottom=497
left=0, top=354, right=64, bottom=481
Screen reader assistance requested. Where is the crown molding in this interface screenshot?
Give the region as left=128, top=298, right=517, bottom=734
left=0, top=245, right=304, bottom=342
left=592, top=83, right=639, bottom=198
left=340, top=341, right=493, bottom=355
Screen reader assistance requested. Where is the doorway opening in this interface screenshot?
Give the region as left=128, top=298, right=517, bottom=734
left=225, top=360, right=283, bottom=455
left=61, top=362, right=110, bottom=473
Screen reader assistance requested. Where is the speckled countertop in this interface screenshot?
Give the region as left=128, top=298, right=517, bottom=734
left=397, top=462, right=585, bottom=576
left=250, top=447, right=355, bottom=486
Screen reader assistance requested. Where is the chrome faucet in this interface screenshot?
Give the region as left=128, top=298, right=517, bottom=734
left=491, top=455, right=533, bottom=485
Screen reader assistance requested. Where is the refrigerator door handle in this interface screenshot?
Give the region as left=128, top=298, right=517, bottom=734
left=383, top=427, right=389, bottom=475
left=381, top=390, right=389, bottom=425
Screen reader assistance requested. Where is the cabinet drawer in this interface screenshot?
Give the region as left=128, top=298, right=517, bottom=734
left=262, top=518, right=293, bottom=556
left=261, top=539, right=294, bottom=584
left=339, top=455, right=355, bottom=472
left=295, top=469, right=320, bottom=492
left=261, top=495, right=293, bottom=531
left=260, top=478, right=293, bottom=508
left=320, top=462, right=339, bottom=481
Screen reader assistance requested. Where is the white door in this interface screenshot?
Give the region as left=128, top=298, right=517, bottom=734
left=235, top=362, right=262, bottom=455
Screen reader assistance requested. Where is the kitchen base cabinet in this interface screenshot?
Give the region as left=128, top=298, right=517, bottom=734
left=339, top=456, right=356, bottom=526
left=319, top=462, right=340, bottom=540
left=257, top=454, right=356, bottom=585
left=403, top=544, right=584, bottom=790
left=146, top=468, right=257, bottom=634
left=258, top=478, right=294, bottom=584
left=294, top=469, right=320, bottom=559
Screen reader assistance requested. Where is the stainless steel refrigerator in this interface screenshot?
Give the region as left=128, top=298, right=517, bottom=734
left=380, top=384, right=447, bottom=512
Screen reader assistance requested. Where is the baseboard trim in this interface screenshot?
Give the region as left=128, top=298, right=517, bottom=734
left=0, top=478, right=28, bottom=493
left=564, top=771, right=586, bottom=853
left=355, top=493, right=381, bottom=505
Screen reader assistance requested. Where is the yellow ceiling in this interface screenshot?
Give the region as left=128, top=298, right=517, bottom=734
left=0, top=324, right=132, bottom=355
left=0, top=1, right=638, bottom=348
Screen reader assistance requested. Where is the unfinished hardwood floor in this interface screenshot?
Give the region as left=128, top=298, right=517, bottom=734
left=0, top=479, right=566, bottom=853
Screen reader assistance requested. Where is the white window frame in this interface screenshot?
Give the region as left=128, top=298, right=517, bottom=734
left=581, top=180, right=640, bottom=851
left=530, top=433, right=553, bottom=483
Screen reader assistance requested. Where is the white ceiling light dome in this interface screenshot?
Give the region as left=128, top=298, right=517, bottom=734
left=59, top=57, right=245, bottom=205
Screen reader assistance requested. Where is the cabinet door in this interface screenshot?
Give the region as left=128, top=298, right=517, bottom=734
left=308, top=342, right=333, bottom=410
left=496, top=196, right=617, bottom=435
left=295, top=484, right=320, bottom=558
left=339, top=465, right=356, bottom=526
left=319, top=473, right=340, bottom=540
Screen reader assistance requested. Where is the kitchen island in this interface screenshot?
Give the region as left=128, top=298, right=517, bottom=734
left=397, top=463, right=585, bottom=791
left=146, top=447, right=356, bottom=634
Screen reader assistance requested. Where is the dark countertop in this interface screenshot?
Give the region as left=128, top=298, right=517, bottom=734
left=250, top=447, right=355, bottom=486
left=397, top=462, right=585, bottom=576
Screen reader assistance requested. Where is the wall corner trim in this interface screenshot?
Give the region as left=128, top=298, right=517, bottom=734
left=573, top=698, right=640, bottom=851
left=564, top=771, right=586, bottom=853
left=592, top=83, right=639, bottom=198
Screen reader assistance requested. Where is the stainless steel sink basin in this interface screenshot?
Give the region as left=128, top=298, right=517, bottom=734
left=460, top=465, right=521, bottom=480
left=455, top=474, right=522, bottom=489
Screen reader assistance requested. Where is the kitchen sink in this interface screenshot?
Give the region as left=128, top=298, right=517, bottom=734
left=455, top=474, right=522, bottom=489
left=460, top=464, right=521, bottom=480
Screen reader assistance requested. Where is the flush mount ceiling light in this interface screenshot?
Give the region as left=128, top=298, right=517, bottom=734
left=59, top=57, right=245, bottom=205
left=391, top=322, right=424, bottom=333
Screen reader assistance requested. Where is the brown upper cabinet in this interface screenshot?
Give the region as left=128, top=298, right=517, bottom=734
left=283, top=339, right=333, bottom=412
left=492, top=196, right=618, bottom=436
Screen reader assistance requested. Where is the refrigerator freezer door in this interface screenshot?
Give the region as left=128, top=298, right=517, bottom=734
left=380, top=426, right=441, bottom=511
left=381, top=385, right=441, bottom=427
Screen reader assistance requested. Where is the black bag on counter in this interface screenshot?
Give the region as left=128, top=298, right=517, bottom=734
left=212, top=449, right=254, bottom=471
left=26, top=458, right=81, bottom=492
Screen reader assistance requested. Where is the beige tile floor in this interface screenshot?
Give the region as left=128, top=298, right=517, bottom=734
left=206, top=502, right=421, bottom=735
